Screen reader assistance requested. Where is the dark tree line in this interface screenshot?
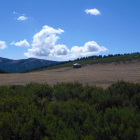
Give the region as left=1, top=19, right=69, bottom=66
left=0, top=69, right=8, bottom=73
left=75, top=52, right=140, bottom=61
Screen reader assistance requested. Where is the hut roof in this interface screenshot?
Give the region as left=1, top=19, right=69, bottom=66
left=73, top=63, right=81, bottom=65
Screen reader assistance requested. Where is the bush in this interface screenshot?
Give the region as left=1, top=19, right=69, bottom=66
left=1, top=81, right=140, bottom=139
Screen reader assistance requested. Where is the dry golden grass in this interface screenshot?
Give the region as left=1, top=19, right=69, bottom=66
left=0, top=60, right=140, bottom=88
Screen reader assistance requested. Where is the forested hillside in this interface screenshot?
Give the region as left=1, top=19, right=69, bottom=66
left=0, top=57, right=58, bottom=73
left=1, top=81, right=140, bottom=139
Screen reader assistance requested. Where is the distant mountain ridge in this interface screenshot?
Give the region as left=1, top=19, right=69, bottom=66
left=0, top=57, right=58, bottom=73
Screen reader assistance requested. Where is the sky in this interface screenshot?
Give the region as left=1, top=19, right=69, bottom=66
left=0, top=0, right=140, bottom=61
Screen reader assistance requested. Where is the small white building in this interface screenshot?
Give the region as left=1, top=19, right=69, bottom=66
left=73, top=63, right=81, bottom=68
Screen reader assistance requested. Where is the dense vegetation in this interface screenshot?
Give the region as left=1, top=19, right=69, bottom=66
left=0, top=69, right=8, bottom=73
left=1, top=81, right=140, bottom=139
left=25, top=52, right=140, bottom=72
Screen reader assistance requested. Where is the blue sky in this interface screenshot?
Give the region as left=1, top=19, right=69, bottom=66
left=0, top=0, right=140, bottom=60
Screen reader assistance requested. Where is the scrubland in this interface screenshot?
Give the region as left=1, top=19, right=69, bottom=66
left=1, top=81, right=140, bottom=139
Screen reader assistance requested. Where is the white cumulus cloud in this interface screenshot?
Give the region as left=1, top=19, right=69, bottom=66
left=54, top=45, right=69, bottom=56
left=0, top=41, right=7, bottom=49
left=24, top=25, right=69, bottom=58
left=11, top=39, right=30, bottom=47
left=85, top=8, right=101, bottom=15
left=69, top=41, right=107, bottom=58
left=13, top=12, right=30, bottom=20
left=17, top=16, right=28, bottom=21
left=24, top=25, right=107, bottom=59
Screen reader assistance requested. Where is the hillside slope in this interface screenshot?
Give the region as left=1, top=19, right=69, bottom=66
left=0, top=59, right=140, bottom=88
left=39, top=53, right=140, bottom=71
left=0, top=57, right=58, bottom=73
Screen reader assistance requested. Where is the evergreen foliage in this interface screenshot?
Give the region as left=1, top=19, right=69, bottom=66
left=0, top=69, right=8, bottom=73
left=1, top=81, right=140, bottom=139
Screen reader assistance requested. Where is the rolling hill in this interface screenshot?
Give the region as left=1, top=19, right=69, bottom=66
left=0, top=57, right=58, bottom=73
left=34, top=52, right=140, bottom=71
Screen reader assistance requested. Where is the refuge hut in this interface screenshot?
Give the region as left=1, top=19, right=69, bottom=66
left=73, top=63, right=81, bottom=68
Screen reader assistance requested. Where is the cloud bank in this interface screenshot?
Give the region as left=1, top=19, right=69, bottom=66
left=0, top=41, right=7, bottom=49
left=11, top=39, right=30, bottom=47
left=85, top=8, right=101, bottom=15
left=70, top=41, right=107, bottom=58
left=24, top=25, right=107, bottom=59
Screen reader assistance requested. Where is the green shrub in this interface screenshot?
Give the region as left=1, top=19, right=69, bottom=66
left=0, top=81, right=140, bottom=139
